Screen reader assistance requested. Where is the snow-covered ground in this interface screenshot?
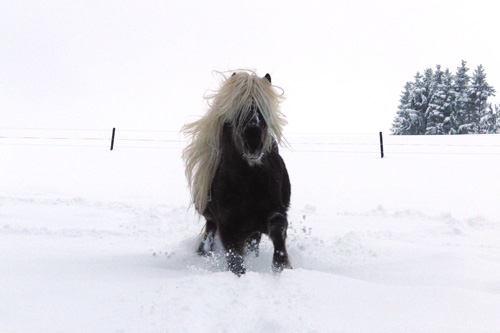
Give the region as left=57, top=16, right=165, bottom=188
left=1, top=131, right=500, bottom=332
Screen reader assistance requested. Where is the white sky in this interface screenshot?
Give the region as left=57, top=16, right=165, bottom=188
left=1, top=0, right=499, bottom=133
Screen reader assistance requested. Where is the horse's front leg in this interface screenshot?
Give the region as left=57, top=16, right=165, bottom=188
left=220, top=225, right=246, bottom=276
left=268, top=212, right=292, bottom=273
left=197, top=220, right=217, bottom=256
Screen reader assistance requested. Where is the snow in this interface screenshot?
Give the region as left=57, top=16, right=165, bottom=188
left=1, top=132, right=500, bottom=332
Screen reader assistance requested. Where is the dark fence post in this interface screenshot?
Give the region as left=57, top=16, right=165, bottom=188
left=110, top=128, right=116, bottom=151
left=379, top=131, right=384, bottom=158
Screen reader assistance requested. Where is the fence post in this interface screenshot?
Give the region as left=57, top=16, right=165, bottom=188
left=110, top=128, right=116, bottom=151
left=379, top=131, right=384, bottom=158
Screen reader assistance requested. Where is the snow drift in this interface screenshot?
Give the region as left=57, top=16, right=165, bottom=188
left=1, top=131, right=499, bottom=332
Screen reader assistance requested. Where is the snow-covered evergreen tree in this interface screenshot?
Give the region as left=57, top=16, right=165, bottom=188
left=391, top=82, right=414, bottom=135
left=450, top=60, right=472, bottom=134
left=470, top=64, right=496, bottom=134
left=479, top=104, right=499, bottom=134
left=409, top=71, right=430, bottom=134
left=496, top=105, right=500, bottom=133
left=391, top=61, right=497, bottom=135
left=425, top=65, right=446, bottom=135
left=439, top=69, right=455, bottom=134
left=391, top=74, right=427, bottom=135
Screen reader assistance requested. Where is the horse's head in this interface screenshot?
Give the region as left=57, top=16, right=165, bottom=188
left=233, top=101, right=269, bottom=165
left=228, top=73, right=273, bottom=165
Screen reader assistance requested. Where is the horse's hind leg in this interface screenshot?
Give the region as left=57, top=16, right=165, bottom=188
left=268, top=212, right=292, bottom=273
left=197, top=220, right=216, bottom=256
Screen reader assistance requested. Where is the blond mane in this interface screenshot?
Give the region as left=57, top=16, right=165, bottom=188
left=182, top=70, right=287, bottom=214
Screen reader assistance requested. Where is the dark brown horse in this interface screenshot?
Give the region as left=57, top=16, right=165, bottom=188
left=183, top=71, right=291, bottom=276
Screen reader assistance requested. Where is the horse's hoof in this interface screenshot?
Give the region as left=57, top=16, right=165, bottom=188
left=197, top=249, right=209, bottom=257
left=197, top=243, right=213, bottom=257
left=229, top=264, right=246, bottom=277
left=226, top=250, right=246, bottom=276
left=272, top=261, right=292, bottom=273
left=272, top=251, right=291, bottom=273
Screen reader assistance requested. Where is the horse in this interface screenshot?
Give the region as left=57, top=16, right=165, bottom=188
left=182, top=70, right=292, bottom=276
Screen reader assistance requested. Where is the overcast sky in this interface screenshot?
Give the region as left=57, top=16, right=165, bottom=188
left=1, top=0, right=499, bottom=133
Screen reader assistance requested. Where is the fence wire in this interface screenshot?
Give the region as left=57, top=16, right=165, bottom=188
left=1, top=128, right=500, bottom=156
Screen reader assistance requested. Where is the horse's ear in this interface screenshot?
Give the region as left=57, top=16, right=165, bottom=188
left=232, top=72, right=236, bottom=77
left=264, top=73, right=272, bottom=83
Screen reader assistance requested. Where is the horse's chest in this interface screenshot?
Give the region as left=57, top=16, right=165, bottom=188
left=218, top=166, right=280, bottom=207
left=239, top=170, right=274, bottom=196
